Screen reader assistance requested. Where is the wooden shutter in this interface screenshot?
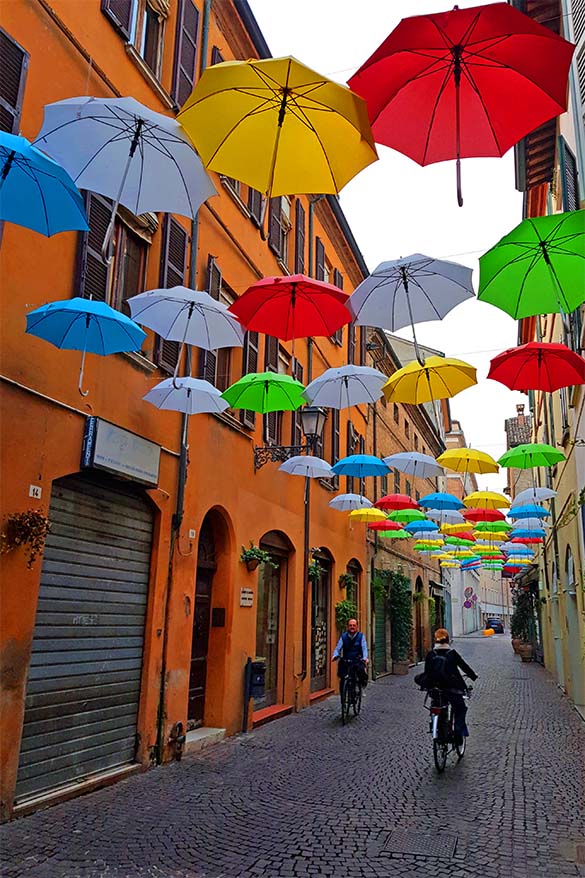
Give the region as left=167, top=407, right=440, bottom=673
left=263, top=336, right=280, bottom=444
left=358, top=435, right=365, bottom=496
left=100, top=0, right=133, bottom=39
left=359, top=326, right=366, bottom=365
left=346, top=421, right=356, bottom=493
left=291, top=357, right=304, bottom=445
left=394, top=468, right=401, bottom=494
left=248, top=189, right=263, bottom=225
left=295, top=200, right=305, bottom=274
left=199, top=255, right=222, bottom=382
left=206, top=254, right=222, bottom=300
left=172, top=0, right=199, bottom=109
left=348, top=323, right=356, bottom=365
left=332, top=268, right=344, bottom=344
left=330, top=408, right=340, bottom=488
left=240, top=331, right=259, bottom=428
left=315, top=237, right=325, bottom=280
left=77, top=193, right=113, bottom=302
left=211, top=46, right=223, bottom=66
left=0, top=28, right=29, bottom=134
left=156, top=216, right=187, bottom=373
left=405, top=479, right=411, bottom=499
left=559, top=136, right=580, bottom=212
left=268, top=198, right=283, bottom=257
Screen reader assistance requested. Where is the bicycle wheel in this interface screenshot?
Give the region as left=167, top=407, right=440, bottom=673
left=340, top=678, right=351, bottom=725
left=433, top=739, right=448, bottom=772
left=455, top=735, right=466, bottom=759
left=353, top=682, right=362, bottom=717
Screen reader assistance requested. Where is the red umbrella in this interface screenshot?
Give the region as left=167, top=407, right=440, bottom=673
left=228, top=275, right=351, bottom=342
left=512, top=536, right=543, bottom=545
left=463, top=507, right=506, bottom=523
left=375, top=493, right=419, bottom=510
left=367, top=519, right=403, bottom=531
left=488, top=342, right=585, bottom=392
left=348, top=3, right=574, bottom=205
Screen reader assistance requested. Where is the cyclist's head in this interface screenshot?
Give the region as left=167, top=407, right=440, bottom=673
left=434, top=628, right=450, bottom=644
left=347, top=618, right=358, bottom=634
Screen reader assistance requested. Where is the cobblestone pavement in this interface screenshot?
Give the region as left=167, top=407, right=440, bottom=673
left=1, top=635, right=585, bottom=878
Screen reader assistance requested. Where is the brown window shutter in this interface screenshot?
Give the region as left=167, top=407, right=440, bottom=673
left=263, top=335, right=280, bottom=444
left=330, top=408, right=340, bottom=488
left=206, top=254, right=222, bottom=300
left=315, top=237, right=325, bottom=281
left=248, top=188, right=263, bottom=225
left=210, top=46, right=223, bottom=66
left=559, top=136, right=580, bottom=211
left=0, top=29, right=29, bottom=134
left=200, top=347, right=217, bottom=384
left=100, top=0, right=133, bottom=40
left=359, top=326, right=366, bottom=365
left=358, top=435, right=365, bottom=496
left=346, top=421, right=356, bottom=493
left=240, top=330, right=259, bottom=428
left=268, top=198, right=284, bottom=257
left=294, top=200, right=305, bottom=275
left=394, top=468, right=401, bottom=494
left=172, top=0, right=199, bottom=109
left=348, top=323, right=356, bottom=364
left=77, top=192, right=113, bottom=302
left=156, top=215, right=187, bottom=373
left=332, top=268, right=344, bottom=344
left=198, top=254, right=222, bottom=381
left=291, top=357, right=304, bottom=445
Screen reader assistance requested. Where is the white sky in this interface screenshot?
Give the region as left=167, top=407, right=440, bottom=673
left=248, top=0, right=530, bottom=493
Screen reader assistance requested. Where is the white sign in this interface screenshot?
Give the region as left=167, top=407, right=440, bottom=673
left=240, top=588, right=254, bottom=607
left=82, top=417, right=161, bottom=486
left=29, top=485, right=42, bottom=499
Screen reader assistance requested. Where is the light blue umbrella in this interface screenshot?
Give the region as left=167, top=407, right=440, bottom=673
left=331, top=454, right=390, bottom=478
left=404, top=520, right=439, bottom=533
left=418, top=491, right=464, bottom=510
left=26, top=297, right=146, bottom=396
left=510, top=528, right=546, bottom=540
left=508, top=504, right=550, bottom=519
left=0, top=132, right=88, bottom=236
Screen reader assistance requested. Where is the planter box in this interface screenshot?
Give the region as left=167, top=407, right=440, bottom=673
left=517, top=643, right=534, bottom=662
left=392, top=660, right=410, bottom=676
left=511, top=638, right=521, bottom=654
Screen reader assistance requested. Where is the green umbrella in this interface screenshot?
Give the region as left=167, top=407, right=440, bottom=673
left=474, top=521, right=512, bottom=532
left=478, top=210, right=584, bottom=318
left=445, top=536, right=474, bottom=546
left=221, top=371, right=305, bottom=413
left=498, top=443, right=565, bottom=469
left=378, top=529, right=410, bottom=538
left=388, top=508, right=426, bottom=523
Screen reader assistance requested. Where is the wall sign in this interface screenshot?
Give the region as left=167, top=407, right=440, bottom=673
left=240, top=588, right=254, bottom=607
left=81, top=417, right=161, bottom=487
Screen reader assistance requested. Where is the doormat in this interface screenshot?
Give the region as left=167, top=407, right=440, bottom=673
left=381, top=829, right=458, bottom=860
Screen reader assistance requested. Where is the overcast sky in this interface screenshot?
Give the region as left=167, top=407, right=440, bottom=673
left=248, top=0, right=531, bottom=493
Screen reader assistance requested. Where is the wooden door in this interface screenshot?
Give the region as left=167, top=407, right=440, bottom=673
left=188, top=569, right=213, bottom=724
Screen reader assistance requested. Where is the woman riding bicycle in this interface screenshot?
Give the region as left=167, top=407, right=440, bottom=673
left=420, top=628, right=477, bottom=744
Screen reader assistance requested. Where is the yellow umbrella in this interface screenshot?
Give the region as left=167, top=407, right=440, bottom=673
left=382, top=357, right=477, bottom=404
left=349, top=508, right=387, bottom=523
left=441, top=561, right=461, bottom=568
left=178, top=56, right=378, bottom=197
left=440, top=522, right=473, bottom=535
left=463, top=491, right=510, bottom=509
left=473, top=532, right=507, bottom=542
left=436, top=448, right=499, bottom=474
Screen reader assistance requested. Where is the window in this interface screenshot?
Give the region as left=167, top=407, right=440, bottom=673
left=101, top=1, right=165, bottom=79
left=565, top=546, right=575, bottom=591
left=291, top=357, right=304, bottom=445
left=329, top=408, right=340, bottom=489
left=346, top=421, right=357, bottom=493
left=560, top=385, right=569, bottom=432
left=294, top=200, right=305, bottom=274
left=199, top=257, right=232, bottom=391
left=264, top=336, right=282, bottom=445
left=405, top=479, right=411, bottom=498
left=248, top=188, right=263, bottom=226
left=415, top=490, right=420, bottom=502
left=210, top=45, right=223, bottom=66
left=140, top=3, right=164, bottom=75
left=156, top=214, right=187, bottom=372
left=0, top=28, right=28, bottom=134
left=347, top=324, right=356, bottom=365
left=559, top=136, right=580, bottom=212
left=315, top=237, right=325, bottom=280
left=172, top=0, right=199, bottom=108
left=394, top=468, right=401, bottom=494
left=381, top=470, right=388, bottom=496
left=268, top=197, right=291, bottom=265
left=359, top=326, right=366, bottom=365
left=414, top=435, right=419, bottom=451
left=240, top=330, right=259, bottom=429
left=393, top=404, right=399, bottom=425
left=111, top=222, right=146, bottom=315
left=332, top=268, right=344, bottom=345
left=405, top=420, right=410, bottom=439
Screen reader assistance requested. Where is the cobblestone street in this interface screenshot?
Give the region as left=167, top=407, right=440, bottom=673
left=1, top=635, right=584, bottom=878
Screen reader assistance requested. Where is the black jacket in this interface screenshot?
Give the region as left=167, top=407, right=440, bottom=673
left=423, top=647, right=478, bottom=692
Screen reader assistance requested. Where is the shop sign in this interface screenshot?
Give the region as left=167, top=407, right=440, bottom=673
left=82, top=417, right=161, bottom=487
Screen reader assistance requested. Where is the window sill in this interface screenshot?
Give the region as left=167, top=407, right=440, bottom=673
left=220, top=178, right=254, bottom=220
left=317, top=478, right=338, bottom=492
left=120, top=350, right=158, bottom=373
left=124, top=44, right=176, bottom=112
left=211, top=410, right=253, bottom=438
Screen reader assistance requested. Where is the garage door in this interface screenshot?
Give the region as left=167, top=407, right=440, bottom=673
left=15, top=476, right=153, bottom=802
left=374, top=590, right=388, bottom=676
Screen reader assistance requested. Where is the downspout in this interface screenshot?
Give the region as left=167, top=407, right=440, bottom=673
left=156, top=3, right=211, bottom=762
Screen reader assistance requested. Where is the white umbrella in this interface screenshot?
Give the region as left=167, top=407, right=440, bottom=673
left=382, top=451, right=444, bottom=479
left=426, top=509, right=466, bottom=524
left=34, top=96, right=216, bottom=259
left=329, top=493, right=373, bottom=512
left=302, top=365, right=386, bottom=408
left=279, top=456, right=333, bottom=478
left=409, top=531, right=444, bottom=543
left=143, top=377, right=229, bottom=414
left=511, top=518, right=550, bottom=530
left=513, top=486, right=557, bottom=505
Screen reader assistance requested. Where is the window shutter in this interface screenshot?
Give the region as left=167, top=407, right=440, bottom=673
left=405, top=479, right=411, bottom=498
left=100, top=0, right=133, bottom=39
left=332, top=268, right=344, bottom=344
left=77, top=193, right=113, bottom=302
left=394, top=468, right=401, bottom=494
left=315, top=237, right=325, bottom=280
left=559, top=136, right=580, bottom=212
left=359, top=326, right=366, bottom=365
left=295, top=200, right=305, bottom=274
left=248, top=188, right=263, bottom=225
left=210, top=46, right=223, bottom=66
left=330, top=408, right=340, bottom=488
left=172, top=0, right=199, bottom=109
left=206, top=254, right=222, bottom=300
left=346, top=421, right=356, bottom=493
left=291, top=357, right=304, bottom=445
left=199, top=255, right=222, bottom=381
left=268, top=197, right=283, bottom=257
left=263, top=335, right=280, bottom=444
left=156, top=215, right=187, bottom=373
left=0, top=29, right=28, bottom=134
left=348, top=323, right=356, bottom=365
left=240, top=330, right=259, bottom=428
left=358, top=435, right=365, bottom=496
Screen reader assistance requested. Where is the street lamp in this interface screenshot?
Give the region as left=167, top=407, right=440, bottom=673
left=253, top=406, right=328, bottom=469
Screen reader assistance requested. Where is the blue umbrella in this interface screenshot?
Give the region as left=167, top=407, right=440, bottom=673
left=510, top=528, right=545, bottom=539
left=418, top=491, right=464, bottom=510
left=509, top=504, right=550, bottom=519
left=404, top=520, right=439, bottom=533
left=26, top=297, right=146, bottom=395
left=0, top=132, right=88, bottom=236
left=331, top=454, right=390, bottom=478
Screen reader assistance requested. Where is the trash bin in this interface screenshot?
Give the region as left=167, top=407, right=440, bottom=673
left=250, top=659, right=266, bottom=700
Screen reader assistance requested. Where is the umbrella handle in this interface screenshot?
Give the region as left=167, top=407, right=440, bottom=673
left=101, top=213, right=116, bottom=265
left=172, top=341, right=186, bottom=389
left=78, top=348, right=89, bottom=397
left=456, top=159, right=463, bottom=208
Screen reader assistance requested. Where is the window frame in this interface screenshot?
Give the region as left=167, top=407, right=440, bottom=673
left=0, top=27, right=29, bottom=135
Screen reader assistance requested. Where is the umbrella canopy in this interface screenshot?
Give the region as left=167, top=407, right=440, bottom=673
left=331, top=455, right=390, bottom=478
left=367, top=519, right=403, bottom=531
left=404, top=520, right=439, bottom=533
left=509, top=505, right=550, bottom=520
left=511, top=518, right=550, bottom=530
left=178, top=56, right=378, bottom=196
left=382, top=451, right=444, bottom=479
left=512, top=536, right=543, bottom=545
left=143, top=377, right=229, bottom=414
left=488, top=342, right=585, bottom=392
left=228, top=275, right=351, bottom=342
left=128, top=287, right=244, bottom=351
left=425, top=509, right=466, bottom=524
left=473, top=520, right=512, bottom=532
left=436, top=448, right=499, bottom=475
left=498, top=443, right=566, bottom=469
left=463, top=491, right=510, bottom=510
left=478, top=211, right=585, bottom=318
left=513, top=486, right=557, bottom=505
left=0, top=132, right=89, bottom=236
left=463, top=508, right=506, bottom=523
left=379, top=529, right=411, bottom=539
left=445, top=536, right=475, bottom=546
left=389, top=508, right=427, bottom=523
left=221, top=372, right=305, bottom=413
left=418, top=492, right=464, bottom=510
left=348, top=3, right=574, bottom=205
left=303, top=365, right=386, bottom=409
left=382, top=356, right=477, bottom=404
left=511, top=528, right=546, bottom=539
left=349, top=508, right=388, bottom=523
left=279, top=456, right=333, bottom=478
left=374, top=493, right=419, bottom=511
left=441, top=522, right=475, bottom=535
left=329, top=494, right=373, bottom=512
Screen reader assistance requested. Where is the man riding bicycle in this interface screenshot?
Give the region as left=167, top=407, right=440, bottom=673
left=332, top=618, right=369, bottom=688
left=418, top=628, right=477, bottom=743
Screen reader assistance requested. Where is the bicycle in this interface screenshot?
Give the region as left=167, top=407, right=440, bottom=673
left=339, top=658, right=364, bottom=724
left=425, top=685, right=472, bottom=772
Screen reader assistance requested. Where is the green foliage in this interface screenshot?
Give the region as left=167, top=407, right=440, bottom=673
left=385, top=569, right=413, bottom=662
left=308, top=560, right=322, bottom=582
left=335, top=598, right=358, bottom=631
left=510, top=588, right=537, bottom=642
left=1, top=509, right=50, bottom=569
left=240, top=542, right=278, bottom=569
left=338, top=572, right=357, bottom=589
left=428, top=598, right=436, bottom=631
left=372, top=568, right=392, bottom=601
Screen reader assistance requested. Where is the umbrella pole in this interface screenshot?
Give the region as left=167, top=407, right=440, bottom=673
left=401, top=270, right=425, bottom=366
left=454, top=51, right=463, bottom=208
left=101, top=119, right=144, bottom=264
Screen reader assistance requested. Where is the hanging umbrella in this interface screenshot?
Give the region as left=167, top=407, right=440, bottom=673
left=413, top=541, right=443, bottom=551
left=511, top=536, right=543, bottom=545
left=418, top=492, right=463, bottom=510
left=463, top=508, right=506, bottom=523
left=511, top=528, right=546, bottom=540
left=303, top=365, right=386, bottom=409
left=279, top=456, right=333, bottom=478
left=331, top=454, right=390, bottom=478
left=445, top=536, right=475, bottom=546
left=382, top=451, right=444, bottom=479
left=389, top=508, right=426, bottom=523
left=498, top=443, right=565, bottom=469
left=178, top=56, right=378, bottom=197
left=463, top=491, right=510, bottom=510
left=436, top=448, right=499, bottom=475
left=473, top=521, right=512, bottom=533
left=488, top=342, right=585, bottom=392
left=347, top=254, right=474, bottom=360
left=367, top=519, right=403, bottom=531
left=228, top=275, right=351, bottom=343
left=348, top=3, right=574, bottom=205
left=379, top=529, right=411, bottom=539
left=478, top=211, right=584, bottom=318
left=374, top=493, right=418, bottom=511
left=221, top=372, right=305, bottom=413
left=382, top=356, right=477, bottom=404
left=34, top=96, right=216, bottom=260
left=511, top=518, right=550, bottom=530
left=513, top=486, right=557, bottom=505
left=403, top=520, right=439, bottom=533
left=349, top=508, right=388, bottom=523
left=440, top=522, right=475, bottom=535
left=425, top=509, right=466, bottom=524
left=509, top=505, right=550, bottom=520
left=0, top=132, right=89, bottom=236
left=26, top=297, right=146, bottom=396
left=143, top=377, right=229, bottom=414
left=329, top=494, right=373, bottom=512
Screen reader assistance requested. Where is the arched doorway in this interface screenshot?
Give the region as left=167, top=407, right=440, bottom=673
left=188, top=517, right=216, bottom=726
left=311, top=548, right=333, bottom=693
left=255, top=531, right=293, bottom=708
left=414, top=576, right=424, bottom=663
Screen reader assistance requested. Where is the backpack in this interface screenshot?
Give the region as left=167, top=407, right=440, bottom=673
left=426, top=649, right=453, bottom=688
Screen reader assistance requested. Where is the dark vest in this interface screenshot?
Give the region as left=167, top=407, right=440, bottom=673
left=341, top=631, right=364, bottom=661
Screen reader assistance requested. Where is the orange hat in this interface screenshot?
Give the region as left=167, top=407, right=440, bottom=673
left=434, top=628, right=450, bottom=643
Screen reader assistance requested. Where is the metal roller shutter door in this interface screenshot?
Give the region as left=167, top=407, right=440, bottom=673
left=15, top=476, right=153, bottom=802
left=374, top=591, right=387, bottom=676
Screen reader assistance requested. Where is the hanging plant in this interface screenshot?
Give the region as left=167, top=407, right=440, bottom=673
left=1, top=509, right=50, bottom=569
left=372, top=568, right=392, bottom=601
left=412, top=590, right=426, bottom=603
left=308, top=559, right=322, bottom=583
left=338, top=572, right=356, bottom=590
left=240, top=542, right=278, bottom=571
left=335, top=598, right=358, bottom=631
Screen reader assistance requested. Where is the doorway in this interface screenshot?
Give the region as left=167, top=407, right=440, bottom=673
left=256, top=561, right=280, bottom=707
left=311, top=554, right=331, bottom=693
left=188, top=519, right=216, bottom=727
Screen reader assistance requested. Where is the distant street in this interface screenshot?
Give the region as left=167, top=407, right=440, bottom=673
left=1, top=635, right=584, bottom=878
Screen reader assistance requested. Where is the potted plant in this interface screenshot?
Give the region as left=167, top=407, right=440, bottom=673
left=387, top=569, right=413, bottom=675
left=338, top=572, right=356, bottom=590
left=510, top=588, right=537, bottom=661
left=240, top=542, right=278, bottom=572
left=0, top=509, right=50, bottom=569
left=335, top=598, right=358, bottom=632
left=308, top=559, right=322, bottom=583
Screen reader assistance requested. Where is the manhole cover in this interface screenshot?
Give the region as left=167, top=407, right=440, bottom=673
left=382, top=829, right=458, bottom=859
